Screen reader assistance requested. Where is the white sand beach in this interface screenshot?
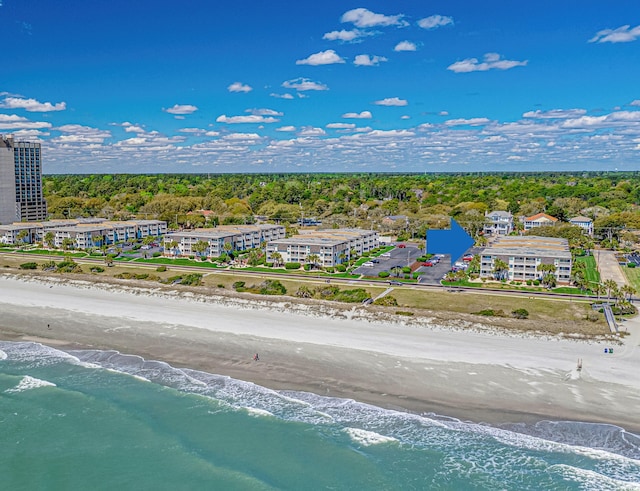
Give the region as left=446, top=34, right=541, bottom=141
left=1, top=273, right=639, bottom=432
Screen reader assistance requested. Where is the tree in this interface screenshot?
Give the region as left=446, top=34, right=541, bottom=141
left=621, top=284, right=637, bottom=302
left=537, top=263, right=557, bottom=288
left=44, top=231, right=55, bottom=249
left=61, top=237, right=75, bottom=250
left=306, top=253, right=320, bottom=269
left=192, top=240, right=209, bottom=260
left=492, top=259, right=509, bottom=280
left=604, top=279, right=618, bottom=303
left=16, top=230, right=28, bottom=244
left=269, top=251, right=283, bottom=267
left=168, top=240, right=180, bottom=257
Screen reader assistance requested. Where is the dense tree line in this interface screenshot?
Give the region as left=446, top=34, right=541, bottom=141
left=43, top=172, right=640, bottom=240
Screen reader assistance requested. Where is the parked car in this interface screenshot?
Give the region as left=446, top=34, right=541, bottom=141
left=371, top=259, right=380, bottom=263
left=423, top=261, right=434, bottom=267
left=389, top=280, right=402, bottom=285
left=397, top=244, right=406, bottom=249
left=362, top=261, right=374, bottom=267
left=381, top=252, right=392, bottom=258
left=463, top=255, right=474, bottom=262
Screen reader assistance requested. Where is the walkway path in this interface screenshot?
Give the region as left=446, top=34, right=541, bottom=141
left=594, top=249, right=628, bottom=286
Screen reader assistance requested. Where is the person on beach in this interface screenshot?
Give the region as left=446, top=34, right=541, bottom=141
left=253, top=353, right=259, bottom=361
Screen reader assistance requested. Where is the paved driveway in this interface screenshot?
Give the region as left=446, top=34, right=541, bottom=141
left=594, top=249, right=628, bottom=286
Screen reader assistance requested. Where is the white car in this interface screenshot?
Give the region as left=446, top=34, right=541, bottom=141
left=362, top=261, right=374, bottom=267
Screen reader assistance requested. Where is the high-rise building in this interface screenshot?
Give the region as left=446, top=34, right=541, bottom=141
left=0, top=135, right=47, bottom=224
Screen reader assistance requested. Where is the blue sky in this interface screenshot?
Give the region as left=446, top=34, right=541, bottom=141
left=1, top=0, right=640, bottom=173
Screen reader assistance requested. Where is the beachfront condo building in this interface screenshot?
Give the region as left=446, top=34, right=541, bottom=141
left=522, top=212, right=558, bottom=231
left=479, top=235, right=572, bottom=284
left=0, top=135, right=47, bottom=224
left=0, top=218, right=167, bottom=248
left=266, top=229, right=379, bottom=267
left=163, top=224, right=286, bottom=258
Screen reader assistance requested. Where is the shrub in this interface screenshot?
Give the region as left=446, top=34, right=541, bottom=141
left=628, top=262, right=636, bottom=268
left=401, top=266, right=411, bottom=274
left=511, top=308, right=529, bottom=319
left=57, top=259, right=82, bottom=273
left=532, top=280, right=540, bottom=286
left=258, top=280, right=287, bottom=295
left=324, top=267, right=335, bottom=273
left=285, top=262, right=301, bottom=270
left=156, top=265, right=167, bottom=272
left=188, top=255, right=195, bottom=260
left=526, top=280, right=532, bottom=286
left=152, top=252, right=161, bottom=258
left=217, top=284, right=225, bottom=288
left=232, top=281, right=246, bottom=291
left=41, top=260, right=56, bottom=271
left=332, top=288, right=369, bottom=303
left=335, top=264, right=347, bottom=272
left=475, top=309, right=506, bottom=317
left=181, top=274, right=203, bottom=286
left=378, top=271, right=390, bottom=278
left=374, top=295, right=398, bottom=306
left=19, top=262, right=38, bottom=270
left=303, top=264, right=312, bottom=271
left=134, top=273, right=149, bottom=280
left=90, top=266, right=105, bottom=273
left=395, top=311, right=414, bottom=316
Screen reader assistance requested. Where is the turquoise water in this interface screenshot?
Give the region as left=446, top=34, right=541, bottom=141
left=1, top=342, right=639, bottom=490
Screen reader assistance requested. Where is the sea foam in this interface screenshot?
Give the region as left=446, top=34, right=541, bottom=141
left=5, top=375, right=56, bottom=393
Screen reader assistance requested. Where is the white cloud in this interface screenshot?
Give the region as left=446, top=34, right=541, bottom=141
left=228, top=82, right=253, bottom=93
left=178, top=127, right=205, bottom=134
left=205, top=130, right=220, bottom=137
left=124, top=124, right=145, bottom=133
left=523, top=109, right=587, bottom=119
left=222, top=133, right=262, bottom=141
left=0, top=114, right=28, bottom=122
left=401, top=115, right=411, bottom=120
left=246, top=108, right=283, bottom=116
left=354, top=54, right=387, bottom=66
left=276, top=126, right=296, bottom=132
left=216, top=114, right=279, bottom=124
left=298, top=126, right=326, bottom=136
left=630, top=100, right=640, bottom=106
left=341, top=8, right=406, bottom=28
left=343, top=111, right=372, bottom=119
left=323, top=29, right=369, bottom=42
left=1, top=96, right=66, bottom=112
left=366, top=129, right=415, bottom=137
left=589, top=25, right=640, bottom=43
left=417, top=15, right=453, bottom=30
left=438, top=111, right=449, bottom=116
left=445, top=117, right=491, bottom=126
left=447, top=53, right=527, bottom=73
left=282, top=78, right=328, bottom=91
left=296, top=49, right=345, bottom=66
left=374, top=97, right=408, bottom=107
left=394, top=41, right=417, bottom=52
left=53, top=124, right=111, bottom=143
left=270, top=93, right=294, bottom=99
left=163, top=104, right=198, bottom=115
left=326, top=122, right=356, bottom=129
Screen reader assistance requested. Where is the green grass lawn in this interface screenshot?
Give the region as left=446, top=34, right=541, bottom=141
left=622, top=265, right=640, bottom=291
left=574, top=255, right=600, bottom=284
left=19, top=249, right=87, bottom=257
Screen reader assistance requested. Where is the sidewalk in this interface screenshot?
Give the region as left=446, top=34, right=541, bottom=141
left=594, top=249, right=628, bottom=286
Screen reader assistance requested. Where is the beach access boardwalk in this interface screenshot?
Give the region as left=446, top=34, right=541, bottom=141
left=593, top=303, right=619, bottom=334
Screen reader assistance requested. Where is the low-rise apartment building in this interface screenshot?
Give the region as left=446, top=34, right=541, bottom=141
left=0, top=218, right=167, bottom=249
left=163, top=224, right=286, bottom=258
left=480, top=236, right=572, bottom=284
left=266, top=229, right=379, bottom=267
left=483, top=210, right=514, bottom=236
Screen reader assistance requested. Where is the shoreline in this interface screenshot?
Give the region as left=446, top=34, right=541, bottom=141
left=1, top=273, right=640, bottom=434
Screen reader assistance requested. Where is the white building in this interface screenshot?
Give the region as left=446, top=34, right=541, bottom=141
left=266, top=229, right=379, bottom=267
left=569, top=216, right=594, bottom=236
left=483, top=210, right=514, bottom=236
left=163, top=224, right=286, bottom=258
left=480, top=236, right=572, bottom=284
left=522, top=213, right=558, bottom=231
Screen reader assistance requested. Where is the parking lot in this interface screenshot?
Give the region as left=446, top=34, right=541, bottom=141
left=354, top=245, right=422, bottom=277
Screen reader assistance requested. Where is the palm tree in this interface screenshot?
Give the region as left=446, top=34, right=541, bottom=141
left=593, top=282, right=606, bottom=301
left=269, top=251, right=283, bottom=267
left=168, top=240, right=180, bottom=257
left=621, top=284, right=637, bottom=302
left=492, top=258, right=509, bottom=280
left=44, top=231, right=55, bottom=249
left=192, top=240, right=209, bottom=260
left=16, top=230, right=28, bottom=245
left=604, top=279, right=618, bottom=303
left=306, top=253, right=320, bottom=269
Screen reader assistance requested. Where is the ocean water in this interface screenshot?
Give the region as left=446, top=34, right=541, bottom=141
left=1, top=341, right=639, bottom=491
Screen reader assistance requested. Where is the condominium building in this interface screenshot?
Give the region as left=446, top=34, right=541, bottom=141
left=266, top=229, right=379, bottom=267
left=0, top=218, right=167, bottom=249
left=163, top=224, right=286, bottom=258
left=483, top=210, right=514, bottom=236
left=0, top=135, right=47, bottom=224
left=479, top=235, right=572, bottom=284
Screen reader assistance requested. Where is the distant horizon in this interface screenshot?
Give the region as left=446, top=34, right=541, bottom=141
left=2, top=1, right=640, bottom=173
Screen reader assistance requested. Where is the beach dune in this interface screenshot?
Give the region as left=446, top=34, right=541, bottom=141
left=1, top=274, right=639, bottom=432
